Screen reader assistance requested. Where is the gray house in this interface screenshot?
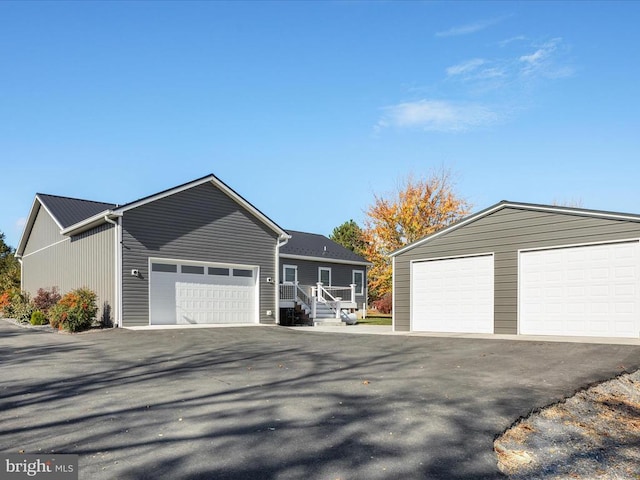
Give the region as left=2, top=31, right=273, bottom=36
left=17, top=174, right=368, bottom=328
left=17, top=174, right=289, bottom=328
left=278, top=230, right=370, bottom=325
left=391, top=201, right=640, bottom=339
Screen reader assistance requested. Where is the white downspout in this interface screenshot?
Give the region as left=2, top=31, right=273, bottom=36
left=275, top=234, right=290, bottom=325
left=104, top=215, right=122, bottom=328
left=16, top=256, right=23, bottom=291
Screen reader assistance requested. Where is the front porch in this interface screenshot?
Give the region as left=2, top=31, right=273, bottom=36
left=279, top=282, right=358, bottom=325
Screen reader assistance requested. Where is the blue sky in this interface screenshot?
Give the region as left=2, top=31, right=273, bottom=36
left=2, top=1, right=639, bottom=248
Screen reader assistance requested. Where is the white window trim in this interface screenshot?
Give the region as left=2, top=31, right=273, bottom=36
left=318, top=267, right=331, bottom=286
left=352, top=269, right=365, bottom=295
left=282, top=264, right=298, bottom=284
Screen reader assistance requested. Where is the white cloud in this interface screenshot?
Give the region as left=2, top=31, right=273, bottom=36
left=436, top=16, right=509, bottom=37
left=446, top=58, right=485, bottom=76
left=519, top=38, right=571, bottom=77
left=498, top=35, right=526, bottom=47
left=475, top=67, right=505, bottom=80
left=375, top=37, right=573, bottom=135
left=520, top=47, right=549, bottom=64
left=376, top=99, right=498, bottom=133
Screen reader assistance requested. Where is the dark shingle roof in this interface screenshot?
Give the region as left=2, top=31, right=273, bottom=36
left=37, top=194, right=117, bottom=229
left=282, top=230, right=369, bottom=264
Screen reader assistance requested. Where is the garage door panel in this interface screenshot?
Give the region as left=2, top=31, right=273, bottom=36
left=412, top=254, right=494, bottom=333
left=150, top=261, right=257, bottom=325
left=520, top=241, right=640, bottom=338
left=176, top=282, right=254, bottom=325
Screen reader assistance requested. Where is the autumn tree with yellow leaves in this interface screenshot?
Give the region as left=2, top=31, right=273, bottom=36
left=362, top=169, right=470, bottom=302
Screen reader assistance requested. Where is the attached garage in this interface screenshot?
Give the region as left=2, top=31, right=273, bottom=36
left=150, top=260, right=258, bottom=325
left=392, top=201, right=640, bottom=339
left=412, top=254, right=494, bottom=333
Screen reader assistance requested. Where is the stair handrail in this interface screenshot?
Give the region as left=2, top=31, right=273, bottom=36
left=295, top=283, right=314, bottom=310
left=316, top=283, right=343, bottom=319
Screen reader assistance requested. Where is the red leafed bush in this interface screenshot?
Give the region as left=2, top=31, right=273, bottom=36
left=32, top=287, right=61, bottom=317
left=372, top=293, right=392, bottom=314
left=0, top=290, right=12, bottom=317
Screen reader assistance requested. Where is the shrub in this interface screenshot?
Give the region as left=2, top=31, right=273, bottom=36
left=32, top=287, right=61, bottom=317
left=48, top=302, right=66, bottom=329
left=30, top=310, right=47, bottom=325
left=4, top=290, right=33, bottom=321
left=372, top=293, right=392, bottom=314
left=51, top=288, right=98, bottom=332
left=0, top=290, right=12, bottom=317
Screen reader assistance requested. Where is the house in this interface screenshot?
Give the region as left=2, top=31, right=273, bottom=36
left=278, top=230, right=370, bottom=325
left=16, top=174, right=368, bottom=328
left=391, top=201, right=640, bottom=339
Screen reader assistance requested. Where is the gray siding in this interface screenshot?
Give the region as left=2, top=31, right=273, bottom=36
left=394, top=207, right=640, bottom=333
left=22, top=208, right=115, bottom=324
left=22, top=205, right=63, bottom=256
left=121, top=182, right=279, bottom=326
left=281, top=258, right=367, bottom=306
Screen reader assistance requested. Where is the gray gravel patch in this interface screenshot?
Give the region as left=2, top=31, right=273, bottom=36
left=495, top=370, right=640, bottom=479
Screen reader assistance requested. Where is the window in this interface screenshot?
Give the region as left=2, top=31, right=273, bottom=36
left=353, top=270, right=364, bottom=295
left=283, top=265, right=297, bottom=284
left=233, top=269, right=253, bottom=278
left=318, top=267, right=331, bottom=286
left=208, top=267, right=229, bottom=276
left=152, top=263, right=177, bottom=273
left=182, top=265, right=204, bottom=274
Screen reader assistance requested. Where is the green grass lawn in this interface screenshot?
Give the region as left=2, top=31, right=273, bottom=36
left=357, top=316, right=392, bottom=326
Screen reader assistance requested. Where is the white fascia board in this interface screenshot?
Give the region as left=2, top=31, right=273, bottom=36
left=390, top=203, right=506, bottom=257
left=115, top=175, right=288, bottom=238
left=279, top=253, right=372, bottom=266
left=16, top=196, right=64, bottom=257
left=508, top=203, right=640, bottom=222
left=61, top=211, right=123, bottom=236
left=390, top=200, right=640, bottom=257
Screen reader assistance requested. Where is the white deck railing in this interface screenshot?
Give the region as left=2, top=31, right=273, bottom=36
left=280, top=282, right=356, bottom=319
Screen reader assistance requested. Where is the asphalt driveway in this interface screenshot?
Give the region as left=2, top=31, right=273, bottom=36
left=1, top=321, right=639, bottom=480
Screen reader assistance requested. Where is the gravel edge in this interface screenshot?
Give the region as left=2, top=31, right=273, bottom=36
left=494, top=369, right=640, bottom=479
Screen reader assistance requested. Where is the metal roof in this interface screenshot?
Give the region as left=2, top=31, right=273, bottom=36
left=281, top=229, right=370, bottom=264
left=37, top=194, right=117, bottom=229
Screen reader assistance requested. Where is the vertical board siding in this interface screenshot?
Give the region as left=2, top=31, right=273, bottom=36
left=22, top=205, right=63, bottom=255
left=22, top=213, right=115, bottom=324
left=121, top=182, right=279, bottom=327
left=281, top=258, right=368, bottom=305
left=394, top=207, right=640, bottom=333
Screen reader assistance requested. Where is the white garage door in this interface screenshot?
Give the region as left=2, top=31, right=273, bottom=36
left=150, top=261, right=258, bottom=325
left=411, top=254, right=494, bottom=333
left=520, top=241, right=640, bottom=338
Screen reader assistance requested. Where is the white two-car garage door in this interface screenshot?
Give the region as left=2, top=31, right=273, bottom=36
left=150, top=260, right=258, bottom=325
left=411, top=254, right=494, bottom=333
left=520, top=241, right=640, bottom=338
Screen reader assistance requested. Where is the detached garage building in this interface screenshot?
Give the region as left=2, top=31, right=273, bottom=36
left=391, top=201, right=640, bottom=339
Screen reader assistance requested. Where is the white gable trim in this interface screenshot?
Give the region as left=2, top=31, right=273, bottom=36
left=61, top=211, right=122, bottom=236
left=390, top=201, right=640, bottom=257
left=115, top=175, right=287, bottom=237
left=16, top=196, right=64, bottom=257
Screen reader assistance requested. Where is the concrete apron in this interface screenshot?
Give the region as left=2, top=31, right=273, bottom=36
left=287, top=324, right=640, bottom=345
